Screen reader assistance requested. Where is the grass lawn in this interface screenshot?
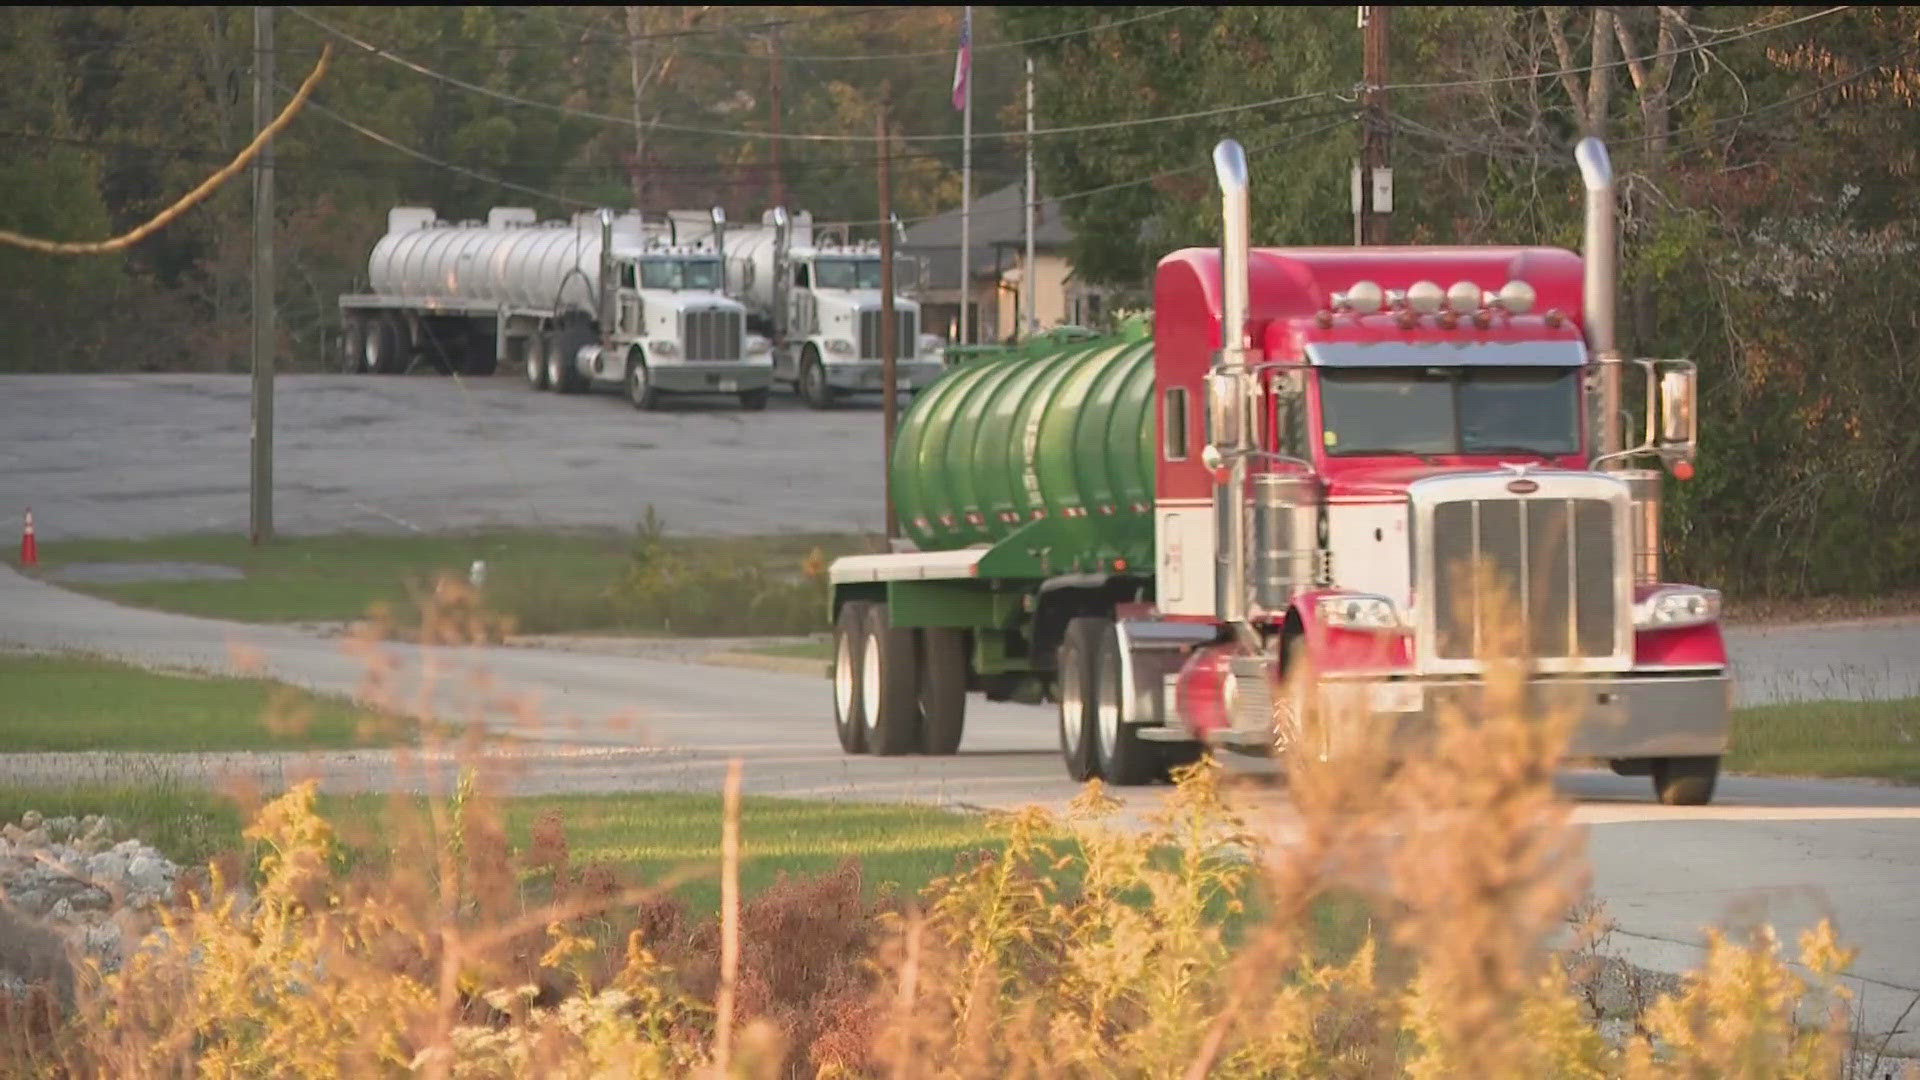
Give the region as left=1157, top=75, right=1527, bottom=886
left=0, top=652, right=412, bottom=753
left=24, top=527, right=875, bottom=636
left=1727, top=696, right=1920, bottom=783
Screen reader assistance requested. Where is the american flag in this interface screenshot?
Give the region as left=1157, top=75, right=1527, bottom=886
left=950, top=8, right=972, bottom=112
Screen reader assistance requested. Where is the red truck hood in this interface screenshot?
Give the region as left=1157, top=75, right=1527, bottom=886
left=1319, top=456, right=1590, bottom=500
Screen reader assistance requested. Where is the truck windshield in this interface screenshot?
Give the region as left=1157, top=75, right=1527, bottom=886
left=813, top=258, right=884, bottom=290
left=638, top=259, right=722, bottom=291
left=1317, top=366, right=1581, bottom=458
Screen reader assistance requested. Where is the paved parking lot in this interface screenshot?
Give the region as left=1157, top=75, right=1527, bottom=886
left=0, top=373, right=897, bottom=540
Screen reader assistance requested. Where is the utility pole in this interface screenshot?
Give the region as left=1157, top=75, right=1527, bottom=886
left=1356, top=5, right=1391, bottom=246
left=957, top=5, right=973, bottom=345
left=1023, top=56, right=1037, bottom=339
left=767, top=31, right=785, bottom=209
left=250, top=5, right=275, bottom=544
left=878, top=89, right=899, bottom=541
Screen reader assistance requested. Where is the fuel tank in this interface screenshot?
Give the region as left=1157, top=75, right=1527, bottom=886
left=889, top=322, right=1156, bottom=572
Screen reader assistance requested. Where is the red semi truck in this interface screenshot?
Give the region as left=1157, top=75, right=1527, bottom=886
left=826, top=137, right=1730, bottom=805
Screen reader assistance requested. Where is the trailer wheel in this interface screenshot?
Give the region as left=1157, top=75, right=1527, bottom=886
left=1092, top=622, right=1161, bottom=785
left=625, top=351, right=658, bottom=410
left=366, top=314, right=406, bottom=375
left=1652, top=756, right=1719, bottom=806
left=524, top=334, right=550, bottom=390
left=1057, top=616, right=1106, bottom=781
left=832, top=601, right=872, bottom=754
left=861, top=604, right=922, bottom=756
left=799, top=347, right=835, bottom=410
left=918, top=628, right=967, bottom=755
left=341, top=317, right=367, bottom=373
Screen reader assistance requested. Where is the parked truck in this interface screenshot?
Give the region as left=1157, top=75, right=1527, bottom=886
left=826, top=137, right=1731, bottom=806
left=338, top=206, right=772, bottom=410
left=666, top=208, right=948, bottom=408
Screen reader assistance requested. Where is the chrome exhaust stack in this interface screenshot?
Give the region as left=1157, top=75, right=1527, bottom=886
left=1575, top=137, right=1623, bottom=462
left=1209, top=140, right=1258, bottom=642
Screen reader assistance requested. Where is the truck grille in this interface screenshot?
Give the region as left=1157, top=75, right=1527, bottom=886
left=1429, top=497, right=1617, bottom=661
left=682, top=309, right=743, bottom=361
left=857, top=309, right=916, bottom=361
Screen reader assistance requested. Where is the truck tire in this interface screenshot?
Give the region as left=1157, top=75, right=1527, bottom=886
left=625, top=351, right=658, bottom=410
left=1652, top=756, right=1719, bottom=806
left=860, top=604, right=922, bottom=756
left=342, top=317, right=367, bottom=373
left=366, top=314, right=406, bottom=375
left=524, top=334, right=549, bottom=390
left=833, top=601, right=872, bottom=754
left=1092, top=621, right=1160, bottom=785
left=918, top=628, right=967, bottom=755
left=737, top=387, right=770, bottom=411
left=1057, top=616, right=1107, bottom=781
left=547, top=326, right=592, bottom=395
left=799, top=347, right=835, bottom=410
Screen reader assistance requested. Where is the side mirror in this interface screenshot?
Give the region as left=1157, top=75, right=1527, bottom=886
left=1658, top=366, right=1696, bottom=452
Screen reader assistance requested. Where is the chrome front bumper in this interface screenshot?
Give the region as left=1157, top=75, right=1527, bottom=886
left=1313, top=671, right=1733, bottom=760
left=647, top=360, right=774, bottom=393
left=825, top=359, right=945, bottom=391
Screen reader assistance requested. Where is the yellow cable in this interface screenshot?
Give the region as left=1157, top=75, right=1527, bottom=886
left=0, top=44, right=334, bottom=255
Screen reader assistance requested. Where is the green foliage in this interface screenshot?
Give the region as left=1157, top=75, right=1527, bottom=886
left=613, top=507, right=833, bottom=637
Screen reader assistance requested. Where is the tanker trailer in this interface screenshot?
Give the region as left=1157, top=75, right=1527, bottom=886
left=667, top=208, right=948, bottom=409
left=825, top=137, right=1731, bottom=806
left=337, top=206, right=773, bottom=410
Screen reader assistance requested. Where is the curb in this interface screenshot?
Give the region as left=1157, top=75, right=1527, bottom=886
left=697, top=652, right=829, bottom=678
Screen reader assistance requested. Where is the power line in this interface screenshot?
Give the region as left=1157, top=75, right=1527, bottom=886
left=1375, top=6, right=1853, bottom=95
left=284, top=7, right=1341, bottom=145
left=668, top=7, right=1200, bottom=63
left=502, top=4, right=907, bottom=47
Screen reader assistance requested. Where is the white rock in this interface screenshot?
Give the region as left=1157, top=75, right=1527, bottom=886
left=20, top=811, right=42, bottom=831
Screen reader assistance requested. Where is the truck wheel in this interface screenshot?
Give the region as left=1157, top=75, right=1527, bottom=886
left=524, top=334, right=549, bottom=390
left=625, top=352, right=658, bottom=410
left=1652, top=756, right=1719, bottom=806
left=1093, top=622, right=1160, bottom=785
left=800, top=348, right=835, bottom=410
left=1057, top=616, right=1107, bottom=781
left=918, top=628, right=967, bottom=755
left=737, top=387, right=770, bottom=411
left=860, top=604, right=922, bottom=756
left=366, top=315, right=405, bottom=375
left=833, top=601, right=871, bottom=754
left=546, top=327, right=592, bottom=394
left=342, top=317, right=367, bottom=373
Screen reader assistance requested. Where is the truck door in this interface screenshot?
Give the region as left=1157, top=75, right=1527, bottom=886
left=617, top=262, right=643, bottom=340
left=790, top=263, right=815, bottom=337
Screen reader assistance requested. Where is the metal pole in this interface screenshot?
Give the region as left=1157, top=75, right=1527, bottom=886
left=250, top=5, right=275, bottom=545
left=958, top=6, right=973, bottom=345
left=878, top=92, right=899, bottom=541
left=1024, top=56, right=1037, bottom=338
left=1359, top=5, right=1390, bottom=246
left=768, top=31, right=785, bottom=209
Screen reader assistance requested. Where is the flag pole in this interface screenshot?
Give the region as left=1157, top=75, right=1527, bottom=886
left=1023, top=55, right=1036, bottom=341
left=957, top=6, right=973, bottom=345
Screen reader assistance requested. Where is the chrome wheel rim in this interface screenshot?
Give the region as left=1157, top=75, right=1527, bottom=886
left=546, top=345, right=564, bottom=386
left=1058, top=648, right=1084, bottom=756
left=629, top=362, right=647, bottom=401
left=1095, top=642, right=1121, bottom=763
left=834, top=631, right=856, bottom=727
left=525, top=344, right=542, bottom=384
left=861, top=630, right=882, bottom=737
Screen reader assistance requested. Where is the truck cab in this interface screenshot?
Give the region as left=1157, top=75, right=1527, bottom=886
left=592, top=244, right=771, bottom=409
left=776, top=243, right=946, bottom=408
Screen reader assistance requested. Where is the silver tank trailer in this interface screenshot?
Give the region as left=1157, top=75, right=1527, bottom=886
left=367, top=211, right=650, bottom=314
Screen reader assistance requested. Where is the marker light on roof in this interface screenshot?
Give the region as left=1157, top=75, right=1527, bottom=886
left=1346, top=280, right=1385, bottom=314
left=1446, top=280, right=1480, bottom=315
left=1496, top=279, right=1537, bottom=315
left=1406, top=280, right=1444, bottom=315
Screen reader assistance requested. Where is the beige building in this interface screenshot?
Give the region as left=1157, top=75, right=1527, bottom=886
left=901, top=184, right=1109, bottom=346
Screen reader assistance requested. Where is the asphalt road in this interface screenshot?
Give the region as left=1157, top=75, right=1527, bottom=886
left=4, top=565, right=1919, bottom=1051
left=0, top=373, right=894, bottom=541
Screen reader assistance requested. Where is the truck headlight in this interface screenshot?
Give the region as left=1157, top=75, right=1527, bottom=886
left=649, top=339, right=678, bottom=356
left=918, top=333, right=944, bottom=356
left=1317, top=594, right=1403, bottom=632
left=1633, top=586, right=1722, bottom=629
left=826, top=338, right=855, bottom=356
left=746, top=334, right=772, bottom=355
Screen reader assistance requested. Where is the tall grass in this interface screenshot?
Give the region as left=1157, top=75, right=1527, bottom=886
left=0, top=573, right=1874, bottom=1077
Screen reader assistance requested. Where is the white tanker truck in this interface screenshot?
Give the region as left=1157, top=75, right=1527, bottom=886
left=337, top=206, right=772, bottom=410
left=664, top=209, right=947, bottom=409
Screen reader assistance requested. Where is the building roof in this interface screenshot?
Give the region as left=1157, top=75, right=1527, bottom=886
left=902, top=183, right=1072, bottom=290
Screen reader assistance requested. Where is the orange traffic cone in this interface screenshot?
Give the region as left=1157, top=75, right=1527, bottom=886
left=20, top=508, right=37, bottom=568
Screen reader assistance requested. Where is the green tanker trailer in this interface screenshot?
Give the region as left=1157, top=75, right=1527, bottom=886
left=827, top=137, right=1730, bottom=804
